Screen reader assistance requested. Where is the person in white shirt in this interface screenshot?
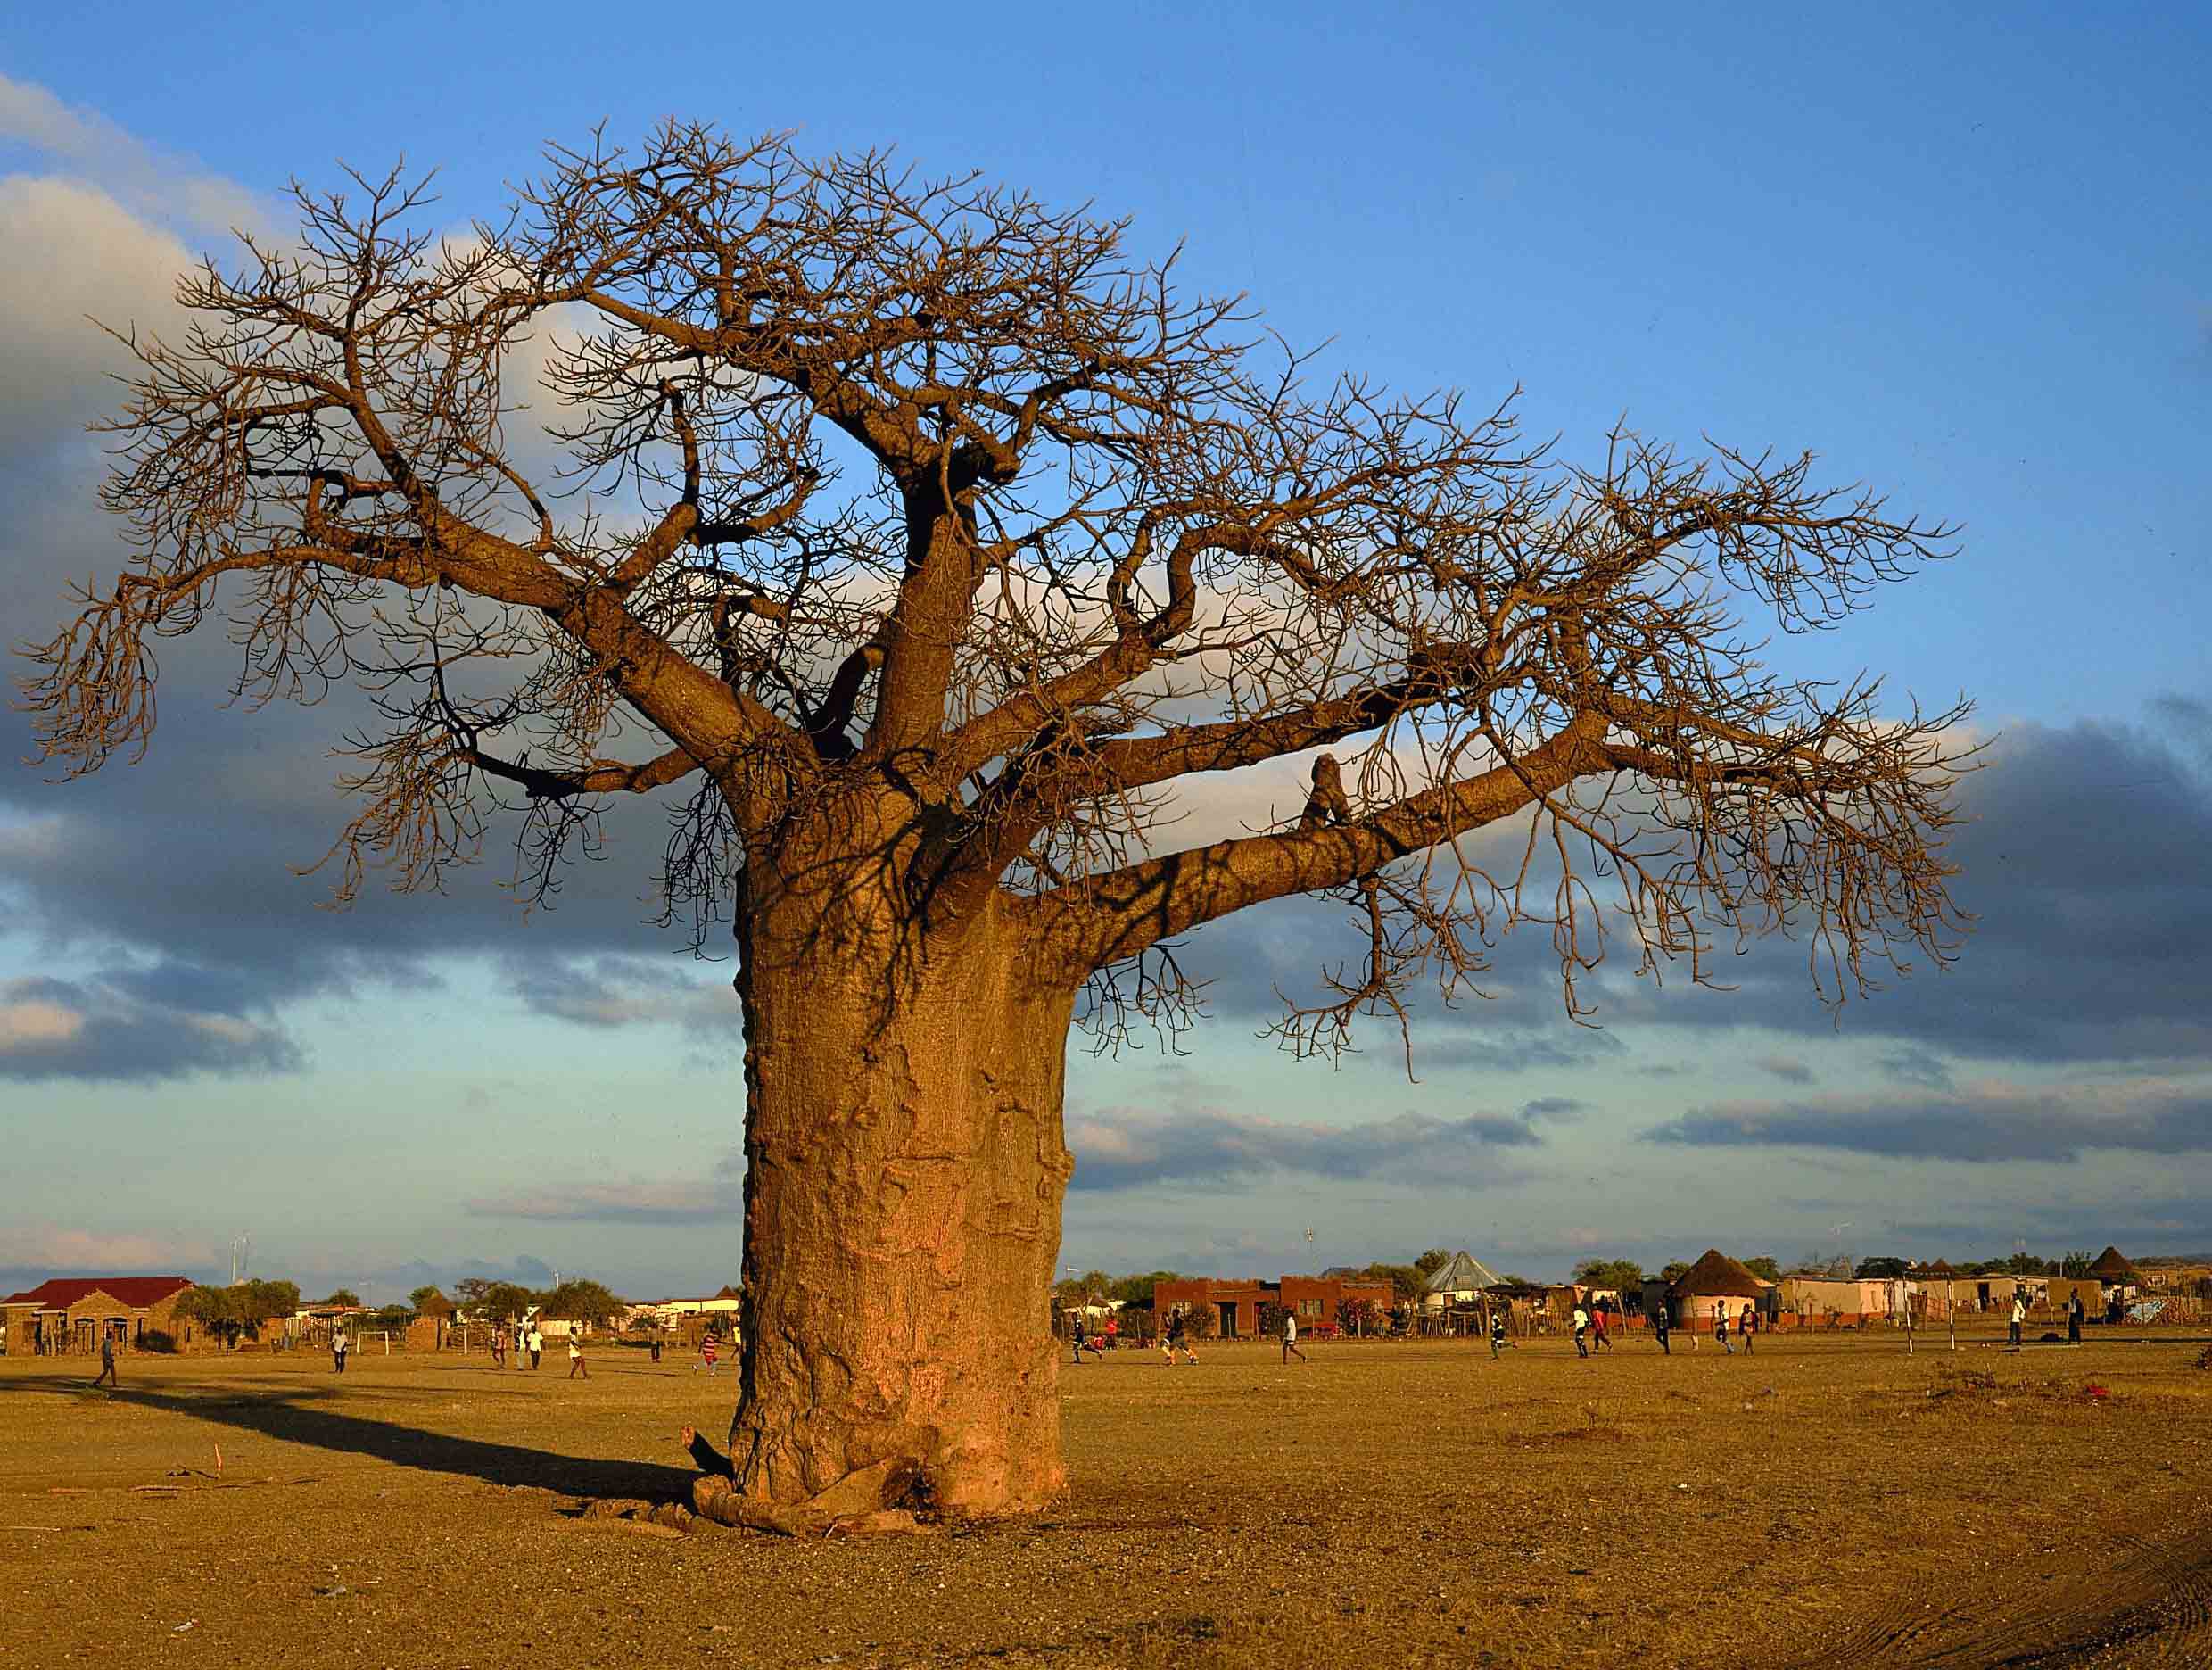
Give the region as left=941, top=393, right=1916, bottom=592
left=1572, top=1305, right=1589, bottom=1359
left=528, top=1326, right=543, bottom=1369
left=331, top=1327, right=349, bottom=1374
left=1282, top=1310, right=1308, bottom=1364
left=2009, top=1291, right=2026, bottom=1349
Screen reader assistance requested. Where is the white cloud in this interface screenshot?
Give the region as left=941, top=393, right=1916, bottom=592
left=0, top=1222, right=212, bottom=1273
left=0, top=72, right=266, bottom=236
left=0, top=176, right=193, bottom=451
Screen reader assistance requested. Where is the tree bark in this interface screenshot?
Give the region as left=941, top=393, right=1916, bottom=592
left=726, top=864, right=1075, bottom=1522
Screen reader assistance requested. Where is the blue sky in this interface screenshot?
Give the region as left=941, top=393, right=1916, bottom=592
left=3, top=6, right=2208, bottom=1301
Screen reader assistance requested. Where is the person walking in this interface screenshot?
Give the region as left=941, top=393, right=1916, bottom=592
left=332, top=1326, right=350, bottom=1374
left=1070, top=1313, right=1086, bottom=1365
left=1740, top=1302, right=1757, bottom=1355
left=649, top=1331, right=664, bottom=1363
left=1715, top=1304, right=1732, bottom=1355
left=2068, top=1291, right=2084, bottom=1345
left=700, top=1334, right=720, bottom=1376
left=2009, top=1290, right=2026, bottom=1349
left=491, top=1327, right=507, bottom=1369
left=1282, top=1310, right=1308, bottom=1364
left=92, top=1329, right=119, bottom=1389
left=528, top=1324, right=543, bottom=1369
left=1572, top=1303, right=1590, bottom=1359
left=1653, top=1302, right=1671, bottom=1355
left=1490, top=1309, right=1507, bottom=1359
left=567, top=1333, right=588, bottom=1379
left=1592, top=1302, right=1614, bottom=1352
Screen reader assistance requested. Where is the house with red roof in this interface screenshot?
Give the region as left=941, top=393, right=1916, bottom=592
left=2, top=1276, right=195, bottom=1356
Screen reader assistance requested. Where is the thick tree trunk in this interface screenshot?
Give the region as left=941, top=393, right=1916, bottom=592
left=723, top=880, right=1076, bottom=1522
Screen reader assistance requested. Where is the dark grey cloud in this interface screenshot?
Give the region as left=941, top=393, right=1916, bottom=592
left=0, top=971, right=299, bottom=1081
left=504, top=953, right=737, bottom=1033
left=1066, top=1102, right=1544, bottom=1193
left=1166, top=705, right=2212, bottom=1073
left=1646, top=1083, right=2212, bottom=1163
left=1880, top=1048, right=1955, bottom=1091
left=1522, top=1095, right=1584, bottom=1120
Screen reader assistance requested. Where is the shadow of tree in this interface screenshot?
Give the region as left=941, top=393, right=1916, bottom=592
left=0, top=1376, right=696, bottom=1501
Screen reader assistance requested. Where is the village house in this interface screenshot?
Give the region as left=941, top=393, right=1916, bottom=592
left=1669, top=1250, right=1770, bottom=1330
left=1, top=1277, right=194, bottom=1355
left=1152, top=1275, right=1392, bottom=1339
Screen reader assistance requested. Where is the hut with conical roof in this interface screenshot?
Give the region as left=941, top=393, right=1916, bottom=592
left=2087, top=1246, right=2136, bottom=1284
left=1668, top=1249, right=1770, bottom=1330
left=1422, top=1251, right=1503, bottom=1308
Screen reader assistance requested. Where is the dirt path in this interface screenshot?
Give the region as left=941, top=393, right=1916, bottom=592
left=1801, top=1508, right=2212, bottom=1667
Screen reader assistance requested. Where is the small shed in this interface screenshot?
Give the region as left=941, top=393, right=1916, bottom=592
left=1669, top=1250, right=1770, bottom=1329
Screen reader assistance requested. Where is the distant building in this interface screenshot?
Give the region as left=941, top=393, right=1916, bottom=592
left=2, top=1277, right=194, bottom=1356
left=1422, top=1251, right=1503, bottom=1310
left=1152, top=1275, right=1391, bottom=1338
left=1667, top=1250, right=1770, bottom=1329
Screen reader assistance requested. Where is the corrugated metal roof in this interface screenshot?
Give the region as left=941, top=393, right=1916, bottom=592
left=1424, top=1251, right=1503, bottom=1294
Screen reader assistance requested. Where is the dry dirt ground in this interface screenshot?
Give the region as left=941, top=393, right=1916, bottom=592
left=4, top=1328, right=2209, bottom=1668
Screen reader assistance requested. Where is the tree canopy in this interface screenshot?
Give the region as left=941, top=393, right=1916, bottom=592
left=26, top=122, right=1969, bottom=1059
left=1572, top=1258, right=1645, bottom=1293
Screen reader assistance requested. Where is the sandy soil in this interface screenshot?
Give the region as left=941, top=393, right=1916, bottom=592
left=3, top=1327, right=2208, bottom=1667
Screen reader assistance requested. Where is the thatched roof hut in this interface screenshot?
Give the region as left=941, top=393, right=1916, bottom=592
left=1669, top=1249, right=1770, bottom=1324
left=2087, top=1246, right=2137, bottom=1283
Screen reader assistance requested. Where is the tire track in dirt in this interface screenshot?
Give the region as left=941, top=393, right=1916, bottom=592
left=1795, top=1519, right=2212, bottom=1667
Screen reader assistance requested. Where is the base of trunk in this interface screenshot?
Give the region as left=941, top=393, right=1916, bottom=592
left=726, top=934, right=1077, bottom=1523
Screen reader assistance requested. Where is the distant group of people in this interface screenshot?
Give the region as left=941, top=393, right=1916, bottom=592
left=490, top=1325, right=546, bottom=1369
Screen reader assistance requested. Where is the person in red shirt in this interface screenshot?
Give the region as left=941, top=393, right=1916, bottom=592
left=699, top=1335, right=720, bottom=1376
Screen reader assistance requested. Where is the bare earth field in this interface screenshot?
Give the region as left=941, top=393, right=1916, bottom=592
left=4, top=1329, right=2209, bottom=1668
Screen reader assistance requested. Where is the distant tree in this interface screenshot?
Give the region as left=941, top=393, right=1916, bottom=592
left=175, top=1285, right=240, bottom=1347
left=1745, top=1257, right=1782, bottom=1282
left=1414, top=1249, right=1452, bottom=1279
left=2004, top=1252, right=2047, bottom=1277
left=1500, top=1273, right=1537, bottom=1288
left=2059, top=1251, right=2093, bottom=1278
left=324, top=1288, right=362, bottom=1308
left=241, top=1279, right=301, bottom=1331
left=1572, top=1258, right=1645, bottom=1293
left=370, top=1303, right=410, bottom=1330
left=462, top=1280, right=539, bottom=1323
left=1659, top=1261, right=1690, bottom=1285
left=181, top=1279, right=299, bottom=1347
left=1257, top=1300, right=1289, bottom=1339
left=1360, top=1262, right=1429, bottom=1302
left=1854, top=1257, right=1908, bottom=1279
left=1338, top=1296, right=1382, bottom=1335
left=543, top=1278, right=623, bottom=1328
left=409, top=1285, right=450, bottom=1319
left=1108, top=1271, right=1177, bottom=1309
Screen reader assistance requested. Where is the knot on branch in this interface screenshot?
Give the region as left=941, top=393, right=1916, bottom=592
left=1298, top=753, right=1352, bottom=831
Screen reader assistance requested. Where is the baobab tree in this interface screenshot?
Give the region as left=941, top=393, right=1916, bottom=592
left=24, top=125, right=1968, bottom=1526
